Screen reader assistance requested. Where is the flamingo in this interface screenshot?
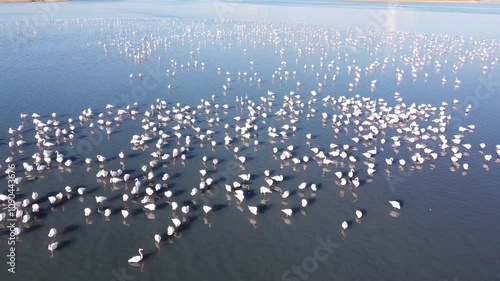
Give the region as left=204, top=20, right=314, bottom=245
left=341, top=221, right=348, bottom=229
left=301, top=199, right=308, bottom=208
left=48, top=228, right=57, bottom=238
left=144, top=204, right=156, bottom=211
left=389, top=201, right=401, bottom=209
left=48, top=242, right=59, bottom=257
left=121, top=210, right=129, bottom=219
left=154, top=234, right=161, bottom=244
left=282, top=209, right=292, bottom=217
left=95, top=196, right=107, bottom=207
left=248, top=206, right=258, bottom=216
left=203, top=205, right=212, bottom=215
left=128, top=248, right=144, bottom=263
left=355, top=210, right=363, bottom=219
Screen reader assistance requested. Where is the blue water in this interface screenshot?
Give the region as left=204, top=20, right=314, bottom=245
left=0, top=2, right=500, bottom=281
left=229, top=0, right=500, bottom=13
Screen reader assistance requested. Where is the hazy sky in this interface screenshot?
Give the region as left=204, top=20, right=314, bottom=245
left=1, top=0, right=499, bottom=37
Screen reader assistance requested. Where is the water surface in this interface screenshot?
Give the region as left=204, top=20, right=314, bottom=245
left=0, top=2, right=500, bottom=281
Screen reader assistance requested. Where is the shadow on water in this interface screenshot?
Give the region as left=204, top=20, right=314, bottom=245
left=170, top=172, right=183, bottom=180
left=163, top=182, right=176, bottom=189
left=123, top=169, right=136, bottom=175
left=177, top=215, right=198, bottom=233
left=36, top=209, right=51, bottom=220
left=84, top=186, right=101, bottom=195
left=352, top=169, right=363, bottom=178
left=359, top=178, right=368, bottom=186
left=245, top=189, right=256, bottom=200
left=212, top=204, right=227, bottom=212
left=131, top=208, right=144, bottom=216
left=58, top=239, right=73, bottom=250
left=61, top=224, right=80, bottom=235
left=172, top=190, right=184, bottom=197
left=308, top=197, right=317, bottom=206
left=160, top=233, right=170, bottom=241
left=142, top=250, right=157, bottom=261
left=185, top=153, right=196, bottom=160
left=181, top=200, right=197, bottom=209
left=211, top=177, right=226, bottom=187
left=397, top=200, right=405, bottom=208
left=126, top=152, right=142, bottom=159
left=24, top=224, right=43, bottom=234
left=15, top=192, right=27, bottom=201
left=108, top=193, right=124, bottom=202
left=257, top=204, right=271, bottom=213
left=111, top=206, right=124, bottom=214
left=156, top=202, right=169, bottom=210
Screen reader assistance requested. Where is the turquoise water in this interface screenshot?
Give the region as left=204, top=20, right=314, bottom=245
left=0, top=2, right=500, bottom=281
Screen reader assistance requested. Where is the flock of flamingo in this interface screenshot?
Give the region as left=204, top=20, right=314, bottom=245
left=1, top=18, right=499, bottom=265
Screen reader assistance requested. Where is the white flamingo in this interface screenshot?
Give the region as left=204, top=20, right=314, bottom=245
left=389, top=201, right=401, bottom=209
left=48, top=228, right=57, bottom=238
left=341, top=221, right=348, bottom=229
left=128, top=248, right=144, bottom=263
left=355, top=210, right=363, bottom=219
left=282, top=209, right=292, bottom=217
left=248, top=206, right=258, bottom=216
left=48, top=242, right=59, bottom=257
left=203, top=206, right=212, bottom=215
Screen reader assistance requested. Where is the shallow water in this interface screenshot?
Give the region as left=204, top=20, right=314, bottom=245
left=1, top=2, right=500, bottom=281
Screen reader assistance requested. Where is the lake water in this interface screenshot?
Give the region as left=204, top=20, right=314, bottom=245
left=0, top=1, right=500, bottom=281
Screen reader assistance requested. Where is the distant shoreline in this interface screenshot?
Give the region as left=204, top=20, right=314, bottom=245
left=0, top=0, right=69, bottom=2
